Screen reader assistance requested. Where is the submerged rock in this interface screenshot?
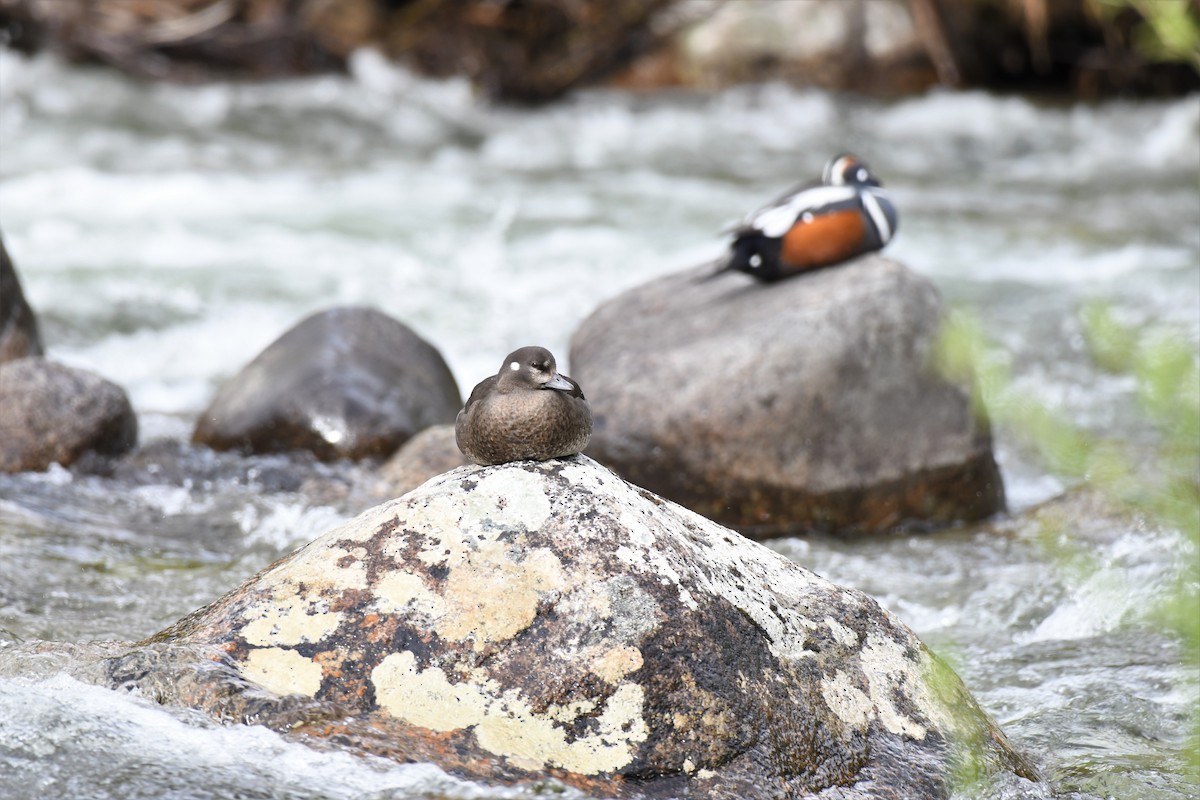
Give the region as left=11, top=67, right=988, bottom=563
left=193, top=307, right=461, bottom=462
left=570, top=256, right=1004, bottom=537
left=0, top=234, right=44, bottom=364
left=0, top=358, right=137, bottom=473
left=134, top=456, right=1034, bottom=798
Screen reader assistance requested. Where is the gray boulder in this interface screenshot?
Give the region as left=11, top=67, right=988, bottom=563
left=137, top=456, right=1035, bottom=798
left=0, top=234, right=44, bottom=364
left=569, top=256, right=1004, bottom=537
left=0, top=358, right=137, bottom=473
left=374, top=423, right=468, bottom=498
left=193, top=307, right=461, bottom=461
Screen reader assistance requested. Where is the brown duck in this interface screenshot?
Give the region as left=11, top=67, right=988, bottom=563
left=455, top=346, right=592, bottom=466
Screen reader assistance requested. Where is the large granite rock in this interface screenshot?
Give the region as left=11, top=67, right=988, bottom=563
left=0, top=358, right=137, bottom=473
left=0, top=234, right=44, bottom=364
left=193, top=307, right=461, bottom=462
left=131, top=456, right=1035, bottom=798
left=569, top=256, right=1004, bottom=537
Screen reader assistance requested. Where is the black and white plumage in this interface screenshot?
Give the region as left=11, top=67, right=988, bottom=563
left=715, top=153, right=899, bottom=282
left=455, top=346, right=592, bottom=466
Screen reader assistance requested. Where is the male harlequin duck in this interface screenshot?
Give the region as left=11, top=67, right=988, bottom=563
left=714, top=153, right=899, bottom=282
left=455, top=346, right=592, bottom=466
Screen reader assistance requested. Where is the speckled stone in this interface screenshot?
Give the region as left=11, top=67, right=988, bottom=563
left=0, top=358, right=137, bottom=473
left=132, top=457, right=1035, bottom=798
left=193, top=306, right=461, bottom=462
left=570, top=255, right=1005, bottom=538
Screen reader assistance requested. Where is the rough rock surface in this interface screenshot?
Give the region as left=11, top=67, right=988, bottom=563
left=374, top=423, right=468, bottom=499
left=138, top=456, right=1034, bottom=798
left=193, top=307, right=461, bottom=462
left=569, top=256, right=1005, bottom=537
left=0, top=234, right=44, bottom=364
left=0, top=358, right=137, bottom=473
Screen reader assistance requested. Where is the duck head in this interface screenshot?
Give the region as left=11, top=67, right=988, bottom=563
left=498, top=346, right=575, bottom=392
left=823, top=153, right=881, bottom=188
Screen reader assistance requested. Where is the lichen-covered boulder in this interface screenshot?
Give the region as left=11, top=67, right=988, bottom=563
left=0, top=234, right=44, bottom=364
left=193, top=307, right=461, bottom=462
left=373, top=423, right=468, bottom=498
left=144, top=456, right=1035, bottom=798
left=569, top=256, right=1005, bottom=537
left=0, top=358, right=137, bottom=473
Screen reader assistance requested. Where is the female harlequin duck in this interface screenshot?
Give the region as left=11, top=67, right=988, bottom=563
left=455, top=346, right=592, bottom=466
left=715, top=153, right=899, bottom=282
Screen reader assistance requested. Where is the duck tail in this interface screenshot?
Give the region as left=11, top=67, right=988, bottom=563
left=698, top=254, right=737, bottom=283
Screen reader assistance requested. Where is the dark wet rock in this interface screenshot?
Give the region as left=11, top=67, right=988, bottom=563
left=1, top=0, right=1194, bottom=98
left=130, top=456, right=1035, bottom=798
left=0, top=234, right=44, bottom=364
left=0, top=358, right=137, bottom=473
left=193, top=307, right=461, bottom=462
left=0, top=0, right=683, bottom=103
left=0, top=0, right=346, bottom=81
left=374, top=424, right=468, bottom=499
left=569, top=256, right=1004, bottom=538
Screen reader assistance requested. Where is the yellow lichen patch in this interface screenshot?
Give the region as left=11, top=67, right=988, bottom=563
left=474, top=682, right=648, bottom=775
left=590, top=645, right=644, bottom=684
left=466, top=469, right=553, bottom=532
left=820, top=670, right=873, bottom=732
left=373, top=571, right=446, bottom=621
left=438, top=543, right=566, bottom=648
left=860, top=633, right=928, bottom=740
left=240, top=646, right=325, bottom=698
left=290, top=545, right=369, bottom=592
left=372, top=651, right=491, bottom=732
left=371, top=650, right=649, bottom=775
left=400, top=494, right=470, bottom=567
left=240, top=603, right=343, bottom=647
left=545, top=698, right=597, bottom=723
left=250, top=500, right=405, bottom=595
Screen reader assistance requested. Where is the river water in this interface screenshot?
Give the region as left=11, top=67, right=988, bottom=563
left=0, top=49, right=1197, bottom=799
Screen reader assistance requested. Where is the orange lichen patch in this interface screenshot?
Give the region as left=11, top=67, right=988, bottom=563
left=313, top=649, right=344, bottom=675
left=330, top=588, right=373, bottom=612
left=780, top=210, right=866, bottom=270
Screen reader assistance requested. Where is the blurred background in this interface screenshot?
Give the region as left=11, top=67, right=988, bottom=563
left=0, top=2, right=1197, bottom=799
left=1, top=0, right=1198, bottom=98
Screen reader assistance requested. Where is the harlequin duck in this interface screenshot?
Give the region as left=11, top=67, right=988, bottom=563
left=455, top=346, right=592, bottom=466
left=714, top=153, right=898, bottom=282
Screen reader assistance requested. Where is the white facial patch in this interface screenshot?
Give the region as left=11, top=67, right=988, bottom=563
left=749, top=254, right=762, bottom=268
left=509, top=362, right=520, bottom=371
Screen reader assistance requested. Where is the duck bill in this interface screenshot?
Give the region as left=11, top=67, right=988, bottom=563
left=545, top=373, right=574, bottom=391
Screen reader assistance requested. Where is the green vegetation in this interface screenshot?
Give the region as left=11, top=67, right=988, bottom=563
left=934, top=300, right=1200, bottom=784
left=1094, top=0, right=1200, bottom=68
